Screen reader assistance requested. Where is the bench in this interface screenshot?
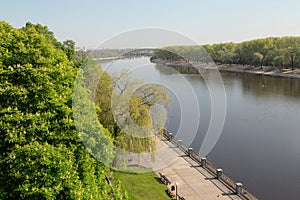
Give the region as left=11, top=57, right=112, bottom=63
left=159, top=172, right=171, bottom=185
left=158, top=172, right=186, bottom=199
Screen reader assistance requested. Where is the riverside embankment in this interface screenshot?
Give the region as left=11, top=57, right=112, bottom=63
left=154, top=132, right=257, bottom=200
left=150, top=58, right=300, bottom=78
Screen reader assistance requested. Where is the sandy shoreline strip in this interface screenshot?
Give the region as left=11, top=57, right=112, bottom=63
left=216, top=64, right=300, bottom=79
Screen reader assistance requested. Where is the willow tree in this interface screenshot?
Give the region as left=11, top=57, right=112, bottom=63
left=95, top=70, right=169, bottom=154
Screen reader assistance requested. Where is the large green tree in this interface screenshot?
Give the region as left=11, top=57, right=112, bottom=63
left=0, top=21, right=127, bottom=199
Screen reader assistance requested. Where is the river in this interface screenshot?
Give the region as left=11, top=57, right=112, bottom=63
left=100, top=57, right=300, bottom=200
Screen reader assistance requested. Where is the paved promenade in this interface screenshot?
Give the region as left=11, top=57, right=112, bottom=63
left=154, top=137, right=243, bottom=200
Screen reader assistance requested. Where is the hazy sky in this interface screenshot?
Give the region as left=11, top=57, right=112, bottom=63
left=1, top=0, right=300, bottom=48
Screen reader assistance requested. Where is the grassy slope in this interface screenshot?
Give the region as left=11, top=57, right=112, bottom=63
left=114, top=171, right=171, bottom=200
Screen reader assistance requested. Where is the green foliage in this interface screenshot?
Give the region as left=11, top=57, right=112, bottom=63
left=0, top=21, right=127, bottom=199
left=88, top=49, right=135, bottom=59
left=63, top=40, right=76, bottom=62
left=4, top=142, right=83, bottom=199
left=253, top=52, right=264, bottom=67
left=23, top=22, right=60, bottom=49
left=95, top=69, right=169, bottom=155
left=74, top=50, right=89, bottom=68
left=95, top=70, right=116, bottom=135
left=72, top=68, right=115, bottom=166
left=153, top=36, right=300, bottom=69
left=153, top=48, right=184, bottom=61
left=23, top=22, right=76, bottom=63
left=153, top=46, right=210, bottom=63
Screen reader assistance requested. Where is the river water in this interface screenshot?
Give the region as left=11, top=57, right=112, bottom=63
left=100, top=57, right=300, bottom=200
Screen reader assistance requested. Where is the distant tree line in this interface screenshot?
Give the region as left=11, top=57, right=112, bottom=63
left=88, top=49, right=135, bottom=59
left=153, top=36, right=300, bottom=69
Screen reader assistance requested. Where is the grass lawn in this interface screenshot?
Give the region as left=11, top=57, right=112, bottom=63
left=114, top=171, right=172, bottom=200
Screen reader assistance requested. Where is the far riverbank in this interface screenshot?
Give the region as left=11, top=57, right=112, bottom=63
left=150, top=58, right=300, bottom=79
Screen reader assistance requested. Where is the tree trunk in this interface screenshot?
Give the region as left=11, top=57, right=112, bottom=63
left=291, top=56, right=295, bottom=70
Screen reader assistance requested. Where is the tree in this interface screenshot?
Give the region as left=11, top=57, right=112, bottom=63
left=253, top=52, right=264, bottom=68
left=286, top=47, right=297, bottom=70
left=152, top=36, right=300, bottom=69
left=63, top=40, right=76, bottom=62
left=95, top=70, right=169, bottom=154
left=95, top=71, right=116, bottom=135
left=0, top=21, right=127, bottom=199
left=272, top=55, right=286, bottom=68
left=23, top=22, right=63, bottom=50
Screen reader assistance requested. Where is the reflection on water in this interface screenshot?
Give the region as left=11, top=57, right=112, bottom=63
left=155, top=63, right=200, bottom=74
left=155, top=64, right=300, bottom=99
left=206, top=72, right=300, bottom=200
left=221, top=72, right=300, bottom=99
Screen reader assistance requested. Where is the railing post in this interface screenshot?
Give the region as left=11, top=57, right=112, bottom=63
left=201, top=157, right=207, bottom=167
left=216, top=168, right=223, bottom=180
left=168, top=133, right=173, bottom=141
left=188, top=148, right=193, bottom=157
left=236, top=183, right=243, bottom=195
left=177, top=140, right=182, bottom=147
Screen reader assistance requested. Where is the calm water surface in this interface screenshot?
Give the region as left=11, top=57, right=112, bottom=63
left=101, top=57, right=300, bottom=200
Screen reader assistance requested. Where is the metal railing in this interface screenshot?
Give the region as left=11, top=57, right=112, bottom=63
left=177, top=194, right=186, bottom=200
left=205, top=159, right=217, bottom=174
left=161, top=130, right=258, bottom=200
left=220, top=173, right=238, bottom=192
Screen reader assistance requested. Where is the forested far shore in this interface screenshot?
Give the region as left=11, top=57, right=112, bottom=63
left=152, top=36, right=300, bottom=70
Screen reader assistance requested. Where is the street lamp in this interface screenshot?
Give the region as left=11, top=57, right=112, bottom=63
left=175, top=182, right=178, bottom=200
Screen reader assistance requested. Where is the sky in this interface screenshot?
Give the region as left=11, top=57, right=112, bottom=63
left=1, top=0, right=300, bottom=49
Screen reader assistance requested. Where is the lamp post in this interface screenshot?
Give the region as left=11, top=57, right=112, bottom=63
left=175, top=182, right=178, bottom=200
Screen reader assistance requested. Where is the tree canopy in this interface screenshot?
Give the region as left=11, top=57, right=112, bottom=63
left=153, top=36, right=300, bottom=69
left=0, top=21, right=127, bottom=199
left=78, top=57, right=170, bottom=161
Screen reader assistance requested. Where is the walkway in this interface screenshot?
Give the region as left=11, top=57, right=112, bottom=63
left=154, top=137, right=243, bottom=200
